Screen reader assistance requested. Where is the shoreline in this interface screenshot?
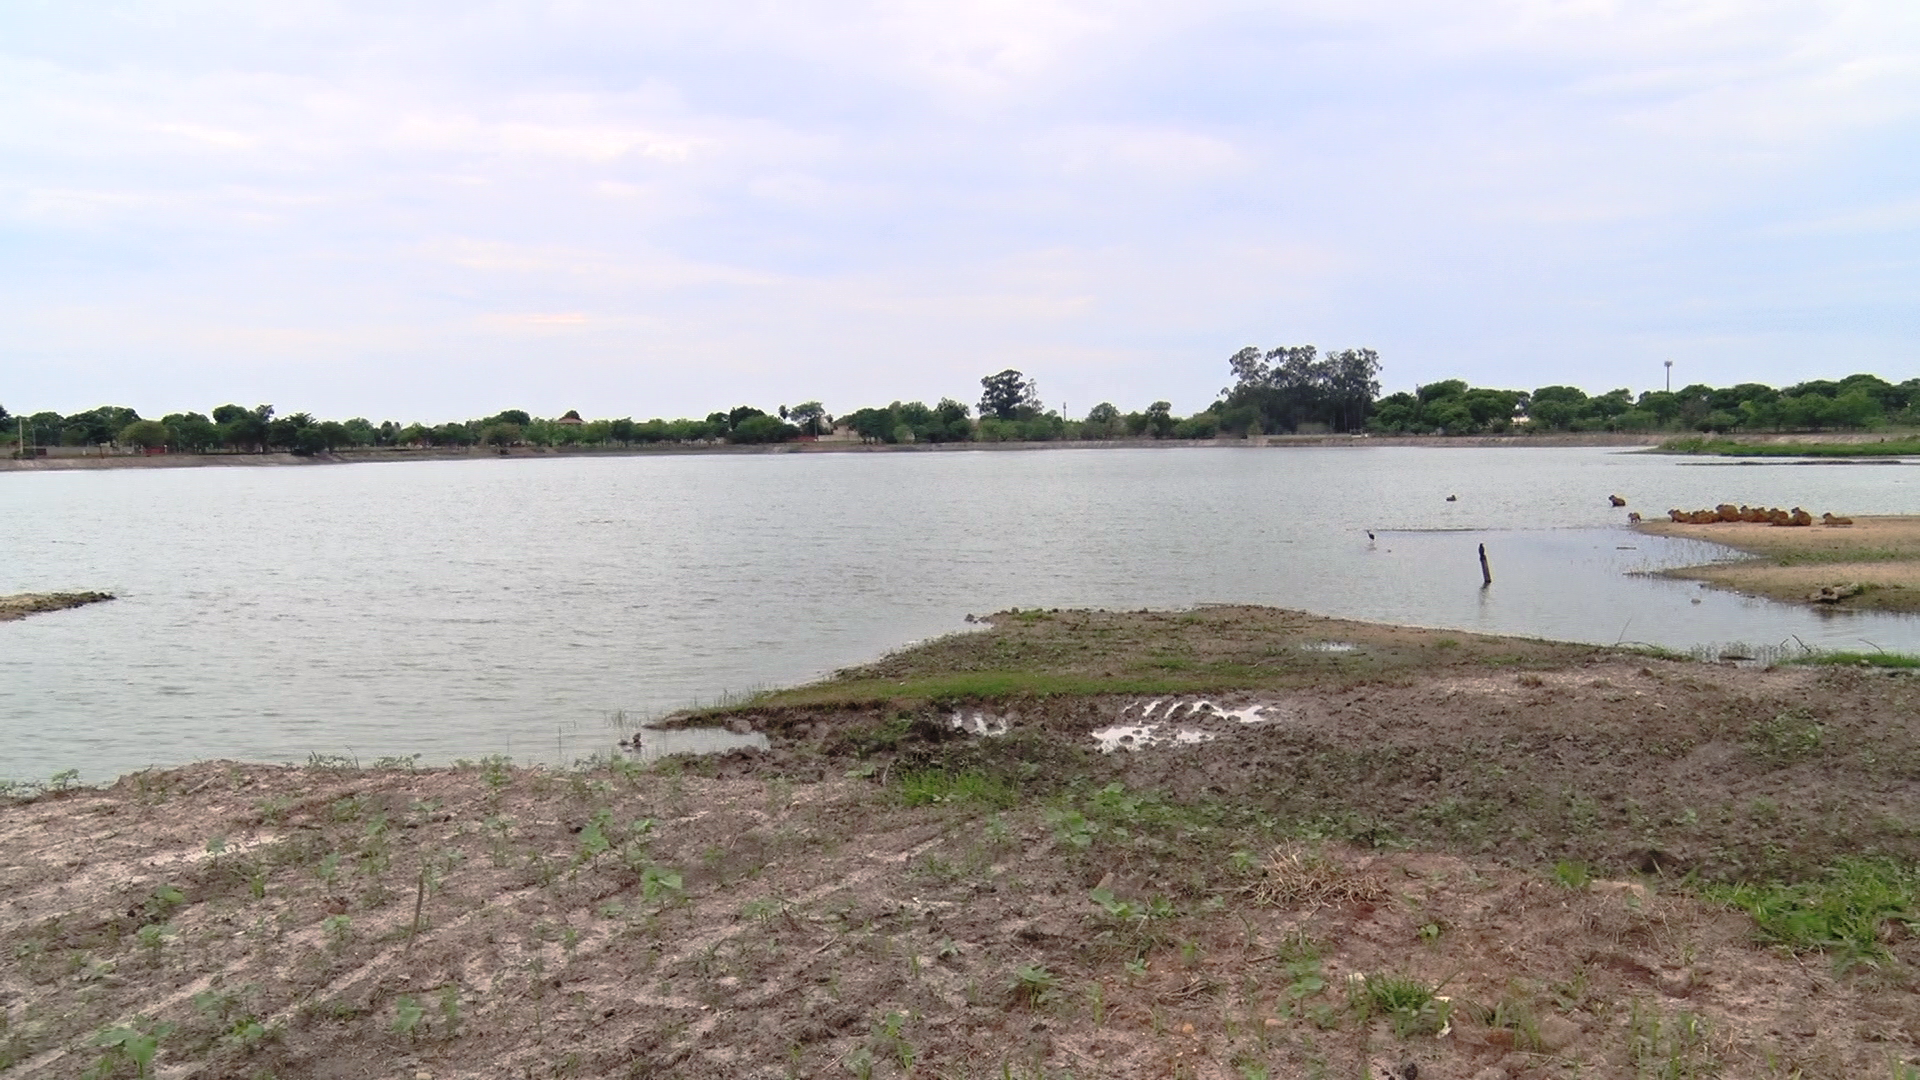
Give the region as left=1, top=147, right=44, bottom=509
left=0, top=432, right=1668, bottom=473
left=1636, top=514, right=1920, bottom=612
left=4, top=606, right=1918, bottom=1077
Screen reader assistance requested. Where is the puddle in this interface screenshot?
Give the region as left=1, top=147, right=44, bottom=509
left=949, top=711, right=1010, bottom=736
left=626, top=726, right=769, bottom=761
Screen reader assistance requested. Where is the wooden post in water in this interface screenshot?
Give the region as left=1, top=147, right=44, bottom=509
left=1478, top=543, right=1492, bottom=587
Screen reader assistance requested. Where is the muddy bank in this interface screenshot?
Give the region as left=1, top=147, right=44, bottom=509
left=0, top=591, right=114, bottom=622
left=5, top=608, right=1919, bottom=1078
left=1637, top=515, right=1920, bottom=613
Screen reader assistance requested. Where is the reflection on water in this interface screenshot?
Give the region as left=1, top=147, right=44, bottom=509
left=4, top=446, right=1919, bottom=780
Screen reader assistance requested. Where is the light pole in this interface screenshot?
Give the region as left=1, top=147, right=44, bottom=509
left=1664, top=360, right=1672, bottom=392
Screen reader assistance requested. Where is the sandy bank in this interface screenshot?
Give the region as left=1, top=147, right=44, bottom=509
left=0, top=591, right=114, bottom=621
left=1637, top=515, right=1920, bottom=612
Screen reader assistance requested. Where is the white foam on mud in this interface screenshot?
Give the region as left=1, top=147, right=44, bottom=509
left=949, top=711, right=1010, bottom=737
left=1091, top=724, right=1155, bottom=752
left=1300, top=641, right=1356, bottom=652
left=1091, top=723, right=1217, bottom=752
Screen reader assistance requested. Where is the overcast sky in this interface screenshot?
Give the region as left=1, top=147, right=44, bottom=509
left=3, top=1, right=1916, bottom=421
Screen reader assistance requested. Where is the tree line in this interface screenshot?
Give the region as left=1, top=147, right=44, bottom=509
left=7, top=354, right=1917, bottom=456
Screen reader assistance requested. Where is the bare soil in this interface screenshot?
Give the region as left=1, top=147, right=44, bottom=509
left=0, top=592, right=114, bottom=622
left=5, top=610, right=1920, bottom=1079
left=1637, top=516, right=1920, bottom=612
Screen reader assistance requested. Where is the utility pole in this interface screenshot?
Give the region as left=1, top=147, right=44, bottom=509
left=1664, top=360, right=1672, bottom=392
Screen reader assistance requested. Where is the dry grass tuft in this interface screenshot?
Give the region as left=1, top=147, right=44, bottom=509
left=1253, top=843, right=1389, bottom=910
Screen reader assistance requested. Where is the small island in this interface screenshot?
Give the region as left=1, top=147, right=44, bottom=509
left=0, top=591, right=115, bottom=622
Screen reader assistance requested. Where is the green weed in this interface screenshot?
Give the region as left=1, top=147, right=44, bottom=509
left=1706, top=858, right=1918, bottom=962
left=896, top=769, right=1018, bottom=808
left=1010, top=964, right=1060, bottom=1008
left=84, top=1018, right=174, bottom=1080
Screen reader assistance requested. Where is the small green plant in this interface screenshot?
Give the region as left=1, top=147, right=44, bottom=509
left=640, top=864, right=684, bottom=901
left=1747, top=709, right=1825, bottom=762
left=390, top=994, right=424, bottom=1039
left=1627, top=1000, right=1716, bottom=1078
left=1355, top=972, right=1451, bottom=1037
left=1044, top=808, right=1096, bottom=849
left=48, top=768, right=81, bottom=793
left=1010, top=964, right=1059, bottom=1008
left=437, top=983, right=462, bottom=1037
left=85, top=1018, right=174, bottom=1079
left=1552, top=861, right=1592, bottom=889
left=322, top=914, right=352, bottom=951
left=136, top=923, right=171, bottom=962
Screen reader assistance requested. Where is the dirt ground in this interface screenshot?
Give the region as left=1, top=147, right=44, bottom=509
left=1637, top=516, right=1920, bottom=612
left=0, top=593, right=114, bottom=622
left=7, top=609, right=1920, bottom=1078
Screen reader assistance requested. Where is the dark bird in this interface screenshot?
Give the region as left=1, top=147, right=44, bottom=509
left=1366, top=530, right=1375, bottom=541
left=1445, top=494, right=1458, bottom=502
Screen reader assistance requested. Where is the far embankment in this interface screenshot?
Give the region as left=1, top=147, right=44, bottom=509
left=1637, top=515, right=1920, bottom=613
left=0, top=431, right=1670, bottom=472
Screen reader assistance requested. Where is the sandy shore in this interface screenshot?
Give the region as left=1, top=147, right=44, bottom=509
left=1637, top=514, right=1920, bottom=611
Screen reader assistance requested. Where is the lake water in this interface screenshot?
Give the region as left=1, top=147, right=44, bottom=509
left=5, top=446, right=1920, bottom=782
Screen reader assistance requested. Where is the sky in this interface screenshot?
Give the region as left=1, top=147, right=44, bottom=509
left=2, top=1, right=1917, bottom=422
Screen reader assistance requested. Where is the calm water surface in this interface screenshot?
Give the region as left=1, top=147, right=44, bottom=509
left=5, top=446, right=1919, bottom=781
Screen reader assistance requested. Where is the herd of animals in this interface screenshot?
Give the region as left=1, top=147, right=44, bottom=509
left=1604, top=493, right=1854, bottom=526
left=1662, top=504, right=1853, bottom=527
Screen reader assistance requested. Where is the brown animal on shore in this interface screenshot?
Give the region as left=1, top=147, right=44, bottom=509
left=1716, top=503, right=1742, bottom=522
left=1609, top=494, right=1626, bottom=507
left=1690, top=510, right=1720, bottom=524
left=1742, top=506, right=1770, bottom=522
left=1767, top=508, right=1791, bottom=525
left=1790, top=507, right=1813, bottom=526
left=1822, top=513, right=1855, bottom=526
left=1668, top=509, right=1686, bottom=522
left=1627, top=511, right=1642, bottom=522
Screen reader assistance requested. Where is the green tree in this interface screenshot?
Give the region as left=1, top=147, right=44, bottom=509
left=978, top=369, right=1040, bottom=421
left=119, top=419, right=172, bottom=449
left=728, top=414, right=798, bottom=444
left=787, top=401, right=829, bottom=436
left=1145, top=401, right=1175, bottom=438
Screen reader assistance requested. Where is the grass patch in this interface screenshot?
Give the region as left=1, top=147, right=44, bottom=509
left=1703, top=858, right=1920, bottom=962
left=1786, top=651, right=1920, bottom=669
left=896, top=769, right=1018, bottom=809
left=745, top=606, right=1607, bottom=710
left=1660, top=436, right=1920, bottom=458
